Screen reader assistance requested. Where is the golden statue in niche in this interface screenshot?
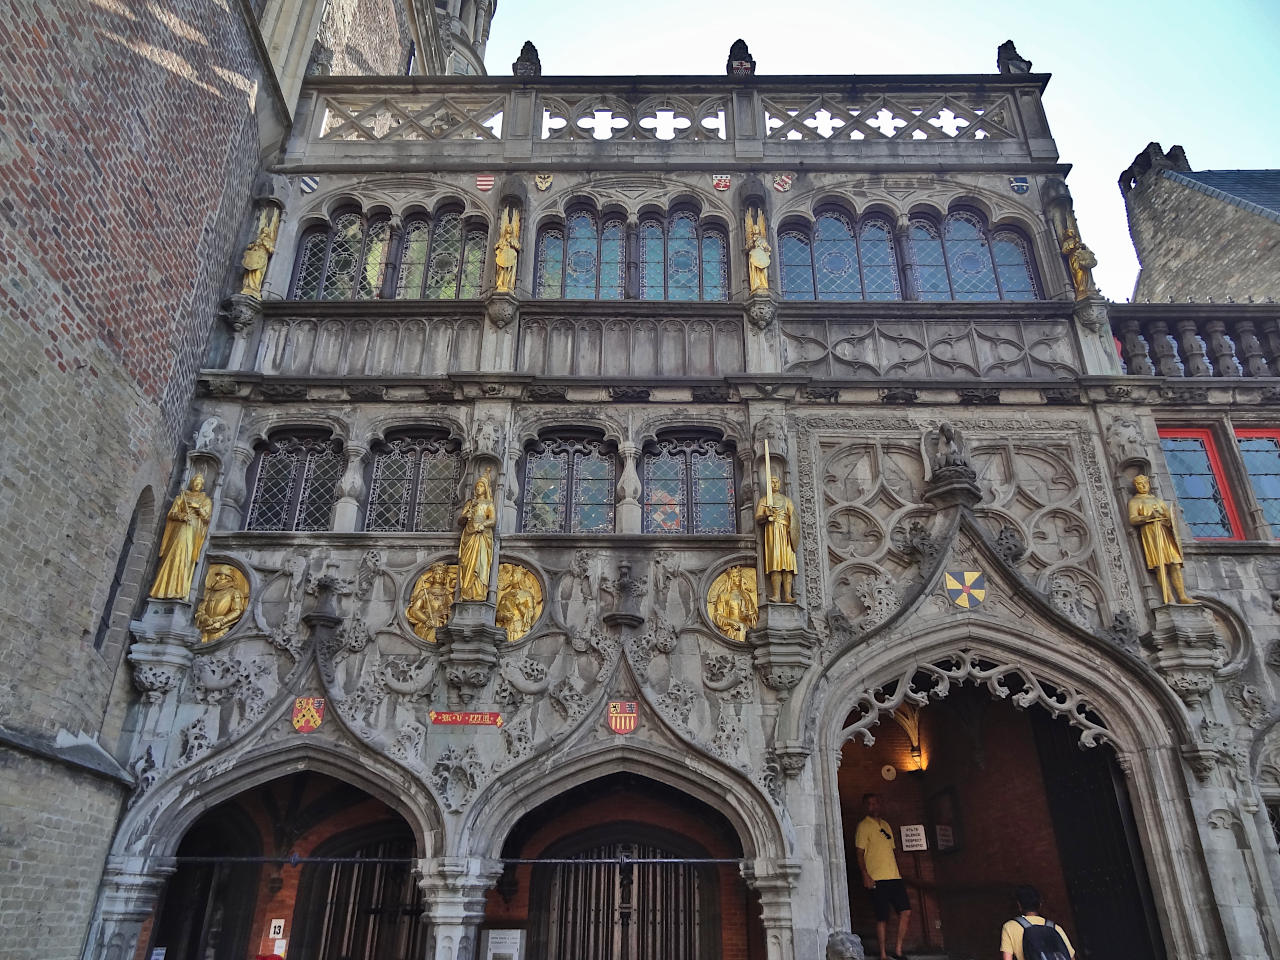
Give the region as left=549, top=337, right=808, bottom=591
left=239, top=206, right=280, bottom=298
left=494, top=206, right=521, bottom=293
left=458, top=471, right=496, bottom=601
left=407, top=562, right=458, bottom=642
left=1059, top=225, right=1097, bottom=300
left=149, top=473, right=213, bottom=600
left=755, top=474, right=798, bottom=604
left=1128, top=474, right=1195, bottom=604
left=745, top=207, right=772, bottom=294
left=495, top=563, right=543, bottom=643
left=707, top=565, right=759, bottom=642
left=193, top=564, right=249, bottom=643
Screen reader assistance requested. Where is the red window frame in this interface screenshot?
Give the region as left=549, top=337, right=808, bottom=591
left=1156, top=427, right=1245, bottom=540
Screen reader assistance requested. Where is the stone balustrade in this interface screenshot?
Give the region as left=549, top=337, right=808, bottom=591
left=1110, top=304, right=1280, bottom=378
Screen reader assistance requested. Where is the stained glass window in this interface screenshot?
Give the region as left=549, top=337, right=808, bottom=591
left=640, top=212, right=728, bottom=301
left=289, top=209, right=392, bottom=300
left=1159, top=433, right=1237, bottom=538
left=247, top=434, right=344, bottom=532
left=701, top=227, right=728, bottom=301
left=814, top=211, right=860, bottom=300
left=535, top=227, right=565, bottom=298
left=667, top=211, right=700, bottom=301
left=394, top=214, right=487, bottom=300
left=521, top=439, right=616, bottom=533
left=992, top=231, right=1038, bottom=300
left=907, top=212, right=1039, bottom=301
left=640, top=216, right=665, bottom=300
left=943, top=212, right=999, bottom=300
left=907, top=219, right=949, bottom=301
left=365, top=436, right=460, bottom=532
left=780, top=230, right=815, bottom=300
left=781, top=212, right=901, bottom=302
left=858, top=217, right=901, bottom=300
left=565, top=211, right=600, bottom=299
left=642, top=439, right=736, bottom=534
left=1236, top=431, right=1280, bottom=534
left=537, top=212, right=623, bottom=299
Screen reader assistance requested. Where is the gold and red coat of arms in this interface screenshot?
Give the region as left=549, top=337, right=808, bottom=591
left=292, top=696, right=326, bottom=733
left=607, top=701, right=639, bottom=734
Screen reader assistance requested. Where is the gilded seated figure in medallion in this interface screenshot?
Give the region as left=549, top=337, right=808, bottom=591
left=708, top=565, right=759, bottom=643
left=193, top=564, right=249, bottom=643
left=495, top=563, right=542, bottom=643
left=407, top=563, right=457, bottom=642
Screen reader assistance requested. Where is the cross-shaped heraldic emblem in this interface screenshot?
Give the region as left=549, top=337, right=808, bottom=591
left=944, top=571, right=987, bottom=608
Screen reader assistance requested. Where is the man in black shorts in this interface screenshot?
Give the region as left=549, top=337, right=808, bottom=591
left=855, top=793, right=911, bottom=960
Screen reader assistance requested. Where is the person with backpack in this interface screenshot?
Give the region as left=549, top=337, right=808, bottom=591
left=1000, top=884, right=1075, bottom=960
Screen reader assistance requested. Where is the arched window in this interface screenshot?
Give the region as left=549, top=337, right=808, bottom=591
left=246, top=433, right=344, bottom=531
left=907, top=211, right=1040, bottom=301
left=639, top=211, right=729, bottom=301
left=642, top=438, right=736, bottom=534
left=291, top=208, right=392, bottom=300
left=534, top=210, right=624, bottom=299
left=520, top=436, right=616, bottom=533
left=364, top=433, right=461, bottom=532
left=394, top=211, right=487, bottom=300
left=779, top=210, right=901, bottom=301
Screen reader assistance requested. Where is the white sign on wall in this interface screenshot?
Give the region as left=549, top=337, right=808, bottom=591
left=481, top=928, right=526, bottom=960
left=899, top=824, right=928, bottom=852
left=269, top=919, right=286, bottom=938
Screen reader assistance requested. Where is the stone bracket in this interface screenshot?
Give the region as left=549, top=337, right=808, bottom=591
left=746, top=604, right=818, bottom=701
left=1145, top=603, right=1223, bottom=707
left=437, top=601, right=505, bottom=705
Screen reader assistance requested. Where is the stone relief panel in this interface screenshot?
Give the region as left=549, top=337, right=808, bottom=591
left=257, top=314, right=483, bottom=378
left=518, top=317, right=745, bottom=378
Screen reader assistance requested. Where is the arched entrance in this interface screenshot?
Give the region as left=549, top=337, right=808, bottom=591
left=484, top=772, right=765, bottom=960
left=839, top=684, right=1162, bottom=960
left=146, top=771, right=424, bottom=960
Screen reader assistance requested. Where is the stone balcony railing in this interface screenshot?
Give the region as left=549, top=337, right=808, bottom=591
left=284, top=73, right=1058, bottom=168
left=1110, top=303, right=1280, bottom=379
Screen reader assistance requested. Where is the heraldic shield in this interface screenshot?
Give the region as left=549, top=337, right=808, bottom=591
left=607, top=701, right=639, bottom=734
left=292, top=696, right=326, bottom=732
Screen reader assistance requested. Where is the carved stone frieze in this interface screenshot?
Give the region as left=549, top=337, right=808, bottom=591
left=432, top=745, right=485, bottom=811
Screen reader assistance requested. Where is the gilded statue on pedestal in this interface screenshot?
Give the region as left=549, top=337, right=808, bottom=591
left=495, top=563, right=542, bottom=642
left=1060, top=225, right=1097, bottom=301
left=239, top=206, right=280, bottom=298
left=1128, top=474, right=1194, bottom=604
left=458, top=472, right=496, bottom=601
left=755, top=475, right=798, bottom=603
left=194, top=564, right=249, bottom=643
left=494, top=206, right=521, bottom=293
left=407, top=562, right=457, bottom=642
left=708, top=565, right=759, bottom=642
left=149, top=474, right=213, bottom=600
left=745, top=208, right=772, bottom=294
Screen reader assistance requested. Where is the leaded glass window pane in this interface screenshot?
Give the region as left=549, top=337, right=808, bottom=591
left=858, top=218, right=901, bottom=300
left=248, top=436, right=342, bottom=532
left=1160, top=436, right=1233, bottom=538
left=293, top=230, right=328, bottom=300
left=943, top=212, right=998, bottom=300
left=643, top=440, right=736, bottom=534
left=780, top=231, right=815, bottom=300
left=643, top=447, right=687, bottom=532
left=395, top=219, right=432, bottom=298
left=366, top=438, right=460, bottom=532
left=366, top=447, right=415, bottom=532
left=814, top=212, right=860, bottom=301
left=640, top=218, right=665, bottom=301
left=667, top=212, right=700, bottom=301
left=600, top=218, right=625, bottom=300
left=701, top=229, right=728, bottom=301
left=521, top=439, right=616, bottom=533
left=692, top=446, right=735, bottom=533
left=992, top=232, right=1038, bottom=300
left=1238, top=434, right=1280, bottom=533
left=296, top=444, right=344, bottom=531
left=355, top=219, right=390, bottom=299
left=460, top=228, right=487, bottom=298
left=908, top=219, right=949, bottom=301
left=572, top=447, right=616, bottom=532
left=523, top=448, right=569, bottom=532
left=425, top=213, right=463, bottom=300
left=535, top=228, right=565, bottom=298
left=324, top=212, right=366, bottom=299
left=564, top=212, right=599, bottom=300
left=247, top=449, right=299, bottom=531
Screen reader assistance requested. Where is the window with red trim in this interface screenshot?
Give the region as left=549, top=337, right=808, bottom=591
left=1157, top=429, right=1244, bottom=539
left=1235, top=428, right=1280, bottom=535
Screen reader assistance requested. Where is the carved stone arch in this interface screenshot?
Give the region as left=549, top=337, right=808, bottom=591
left=905, top=198, right=947, bottom=223
left=1189, top=595, right=1249, bottom=674
left=317, top=192, right=370, bottom=221
left=575, top=175, right=735, bottom=223
left=634, top=411, right=746, bottom=449
left=944, top=194, right=997, bottom=225
left=810, top=193, right=859, bottom=219
left=364, top=409, right=468, bottom=447
left=239, top=409, right=352, bottom=447
left=859, top=200, right=899, bottom=223
left=113, top=739, right=443, bottom=863
left=667, top=191, right=706, bottom=216
left=512, top=409, right=627, bottom=448
left=456, top=738, right=788, bottom=863
left=776, top=210, right=817, bottom=233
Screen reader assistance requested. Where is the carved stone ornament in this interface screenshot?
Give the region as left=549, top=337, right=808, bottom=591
left=745, top=292, right=777, bottom=330
left=484, top=290, right=518, bottom=329
left=512, top=40, right=541, bottom=77
left=746, top=604, right=818, bottom=700
left=1227, top=682, right=1270, bottom=730
left=435, top=601, right=505, bottom=704
left=218, top=293, right=261, bottom=333
left=827, top=931, right=867, bottom=960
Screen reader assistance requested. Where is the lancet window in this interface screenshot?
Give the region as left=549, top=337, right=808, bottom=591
left=780, top=210, right=901, bottom=301
left=642, top=438, right=736, bottom=534
left=291, top=208, right=392, bottom=300
left=364, top=433, right=461, bottom=532
left=520, top=436, right=616, bottom=533
left=246, top=433, right=344, bottom=532
left=639, top=210, right=729, bottom=301
left=907, top=211, right=1039, bottom=301
left=534, top=210, right=625, bottom=299
left=394, top=211, right=487, bottom=299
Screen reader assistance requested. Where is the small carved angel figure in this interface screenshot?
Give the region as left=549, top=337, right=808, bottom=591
left=745, top=208, right=772, bottom=294
left=494, top=206, right=521, bottom=293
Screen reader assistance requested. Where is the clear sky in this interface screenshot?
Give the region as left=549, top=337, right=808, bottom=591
left=482, top=0, right=1279, bottom=301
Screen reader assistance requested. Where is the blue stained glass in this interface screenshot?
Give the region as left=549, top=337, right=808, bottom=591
left=667, top=212, right=700, bottom=301
left=858, top=218, right=901, bottom=301
left=600, top=219, right=625, bottom=299
left=944, top=212, right=999, bottom=300
left=535, top=228, right=564, bottom=298
left=992, top=233, right=1037, bottom=300
left=640, top=218, right=665, bottom=300
left=1238, top=435, right=1280, bottom=532
left=780, top=232, right=815, bottom=300
left=908, top=220, right=949, bottom=301
left=701, top=230, right=728, bottom=300
left=565, top=211, right=599, bottom=299
left=814, top=212, right=860, bottom=301
left=1160, top=436, right=1232, bottom=538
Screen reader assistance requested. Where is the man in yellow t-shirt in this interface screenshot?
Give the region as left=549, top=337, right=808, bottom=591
left=1000, top=885, right=1075, bottom=960
left=854, top=794, right=911, bottom=960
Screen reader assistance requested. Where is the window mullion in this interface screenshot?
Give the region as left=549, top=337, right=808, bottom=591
left=287, top=450, right=309, bottom=531
left=987, top=228, right=1007, bottom=300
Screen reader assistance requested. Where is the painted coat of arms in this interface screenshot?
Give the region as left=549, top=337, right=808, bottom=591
left=607, top=701, right=639, bottom=734
left=292, top=696, right=326, bottom=732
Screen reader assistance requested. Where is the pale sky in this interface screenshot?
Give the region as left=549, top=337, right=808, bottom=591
left=482, top=0, right=1280, bottom=301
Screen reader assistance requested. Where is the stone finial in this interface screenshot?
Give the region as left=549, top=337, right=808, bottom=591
left=512, top=41, right=541, bottom=77
left=996, top=40, right=1032, bottom=74
left=727, top=39, right=756, bottom=76
left=1119, top=142, right=1191, bottom=193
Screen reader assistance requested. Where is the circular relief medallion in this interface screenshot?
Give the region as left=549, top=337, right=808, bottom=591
left=496, top=563, right=543, bottom=642
left=406, top=562, right=458, bottom=643
left=195, top=563, right=250, bottom=644
left=707, top=565, right=759, bottom=643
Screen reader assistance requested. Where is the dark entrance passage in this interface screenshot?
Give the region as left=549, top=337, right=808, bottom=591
left=839, top=685, right=1163, bottom=960
left=487, top=773, right=764, bottom=960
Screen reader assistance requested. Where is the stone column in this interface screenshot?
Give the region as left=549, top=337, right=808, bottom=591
left=332, top=443, right=368, bottom=532
left=129, top=601, right=198, bottom=748
left=81, top=857, right=175, bottom=960
left=741, top=859, right=801, bottom=960
left=616, top=441, right=642, bottom=533
left=217, top=442, right=255, bottom=531
left=418, top=856, right=504, bottom=960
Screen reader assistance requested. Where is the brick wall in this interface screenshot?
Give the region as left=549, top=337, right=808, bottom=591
left=318, top=0, right=414, bottom=76
left=1125, top=174, right=1280, bottom=301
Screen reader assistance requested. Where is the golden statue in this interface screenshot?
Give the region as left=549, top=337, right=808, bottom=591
left=407, top=562, right=458, bottom=642
left=458, top=472, right=496, bottom=601
left=708, top=565, right=759, bottom=642
left=745, top=208, right=772, bottom=294
left=755, top=475, right=798, bottom=603
left=194, top=564, right=249, bottom=643
left=494, top=206, right=521, bottom=293
left=149, top=474, right=213, bottom=600
left=1060, top=225, right=1097, bottom=300
left=495, top=563, right=543, bottom=642
left=1128, top=474, right=1194, bottom=604
left=239, top=206, right=280, bottom=298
